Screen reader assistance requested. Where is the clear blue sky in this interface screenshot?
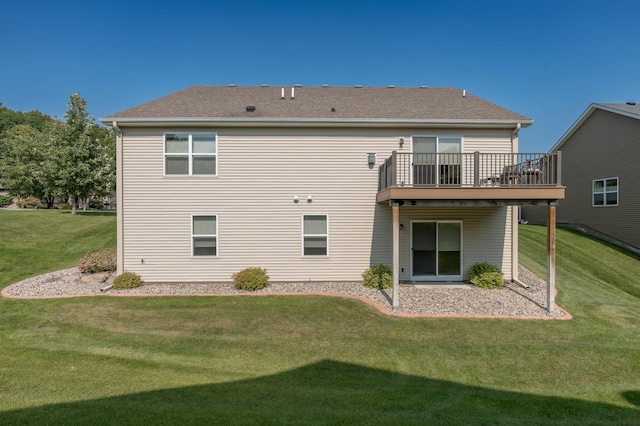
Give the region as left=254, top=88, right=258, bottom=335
left=2, top=0, right=638, bottom=152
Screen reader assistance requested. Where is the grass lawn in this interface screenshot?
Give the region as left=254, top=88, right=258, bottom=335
left=1, top=212, right=639, bottom=424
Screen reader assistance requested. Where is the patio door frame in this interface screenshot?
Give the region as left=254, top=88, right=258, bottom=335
left=411, top=136, right=463, bottom=185
left=410, top=220, right=463, bottom=282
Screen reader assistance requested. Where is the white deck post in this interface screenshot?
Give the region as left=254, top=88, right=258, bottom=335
left=547, top=202, right=557, bottom=313
left=392, top=202, right=400, bottom=310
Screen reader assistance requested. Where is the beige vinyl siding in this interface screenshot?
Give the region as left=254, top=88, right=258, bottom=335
left=524, top=109, right=640, bottom=248
left=463, top=132, right=515, bottom=154
left=391, top=207, right=512, bottom=281
left=121, top=127, right=516, bottom=282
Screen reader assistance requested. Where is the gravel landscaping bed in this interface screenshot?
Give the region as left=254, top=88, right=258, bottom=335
left=2, top=266, right=568, bottom=319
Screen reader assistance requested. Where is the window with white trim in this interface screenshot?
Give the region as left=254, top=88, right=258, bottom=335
left=593, top=177, right=618, bottom=206
left=192, top=215, right=217, bottom=256
left=165, top=132, right=217, bottom=175
left=302, top=215, right=328, bottom=256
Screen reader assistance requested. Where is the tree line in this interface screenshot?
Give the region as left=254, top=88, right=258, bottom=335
left=0, top=93, right=115, bottom=214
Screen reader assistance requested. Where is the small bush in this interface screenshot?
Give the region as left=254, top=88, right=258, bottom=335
left=15, top=196, right=42, bottom=209
left=362, top=264, right=393, bottom=289
left=79, top=248, right=117, bottom=273
left=232, top=267, right=270, bottom=291
left=0, top=195, right=13, bottom=207
left=57, top=203, right=71, bottom=210
left=470, top=271, right=504, bottom=289
left=468, top=262, right=503, bottom=289
left=113, top=271, right=143, bottom=290
left=88, top=199, right=103, bottom=209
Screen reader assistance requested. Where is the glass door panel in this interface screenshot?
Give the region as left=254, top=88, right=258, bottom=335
left=437, top=223, right=461, bottom=276
left=412, top=222, right=436, bottom=276
left=412, top=137, right=436, bottom=184
left=438, top=137, right=461, bottom=184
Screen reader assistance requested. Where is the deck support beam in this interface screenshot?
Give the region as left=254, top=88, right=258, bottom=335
left=547, top=202, right=557, bottom=313
left=392, top=202, right=400, bottom=310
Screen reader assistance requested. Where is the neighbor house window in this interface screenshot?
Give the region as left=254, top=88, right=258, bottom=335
left=593, top=177, right=618, bottom=206
left=165, top=132, right=217, bottom=175
left=192, top=215, right=217, bottom=256
left=302, top=215, right=328, bottom=256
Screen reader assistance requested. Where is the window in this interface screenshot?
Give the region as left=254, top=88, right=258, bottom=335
left=593, top=177, right=618, bottom=206
left=165, top=133, right=217, bottom=176
left=303, top=215, right=328, bottom=256
left=192, top=215, right=217, bottom=256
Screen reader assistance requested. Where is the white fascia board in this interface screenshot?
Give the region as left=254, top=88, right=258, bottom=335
left=100, top=117, right=533, bottom=129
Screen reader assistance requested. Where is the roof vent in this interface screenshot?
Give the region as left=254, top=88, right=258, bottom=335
left=387, top=85, right=395, bottom=88
left=261, top=84, right=269, bottom=87
left=355, top=85, right=362, bottom=88
left=627, top=102, right=636, bottom=105
left=419, top=85, right=428, bottom=89
left=294, top=84, right=302, bottom=87
left=322, top=84, right=330, bottom=87
left=228, top=84, right=237, bottom=87
left=331, top=107, right=336, bottom=112
left=246, top=105, right=256, bottom=112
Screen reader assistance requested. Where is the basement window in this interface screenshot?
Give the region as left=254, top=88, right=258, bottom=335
left=302, top=215, right=328, bottom=256
left=192, top=215, right=217, bottom=256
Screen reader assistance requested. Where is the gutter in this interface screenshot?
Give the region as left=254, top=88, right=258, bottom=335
left=99, top=117, right=534, bottom=129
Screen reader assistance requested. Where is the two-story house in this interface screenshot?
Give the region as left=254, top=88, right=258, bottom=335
left=100, top=85, right=564, bottom=311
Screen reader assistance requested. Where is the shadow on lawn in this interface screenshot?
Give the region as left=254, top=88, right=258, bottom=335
left=4, top=360, right=638, bottom=425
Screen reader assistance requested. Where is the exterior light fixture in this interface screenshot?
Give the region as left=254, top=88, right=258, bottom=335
left=307, top=195, right=313, bottom=203
left=399, top=137, right=404, bottom=147
left=293, top=195, right=299, bottom=203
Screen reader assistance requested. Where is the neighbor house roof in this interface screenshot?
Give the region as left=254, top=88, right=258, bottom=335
left=550, top=102, right=640, bottom=152
left=100, top=85, right=532, bottom=128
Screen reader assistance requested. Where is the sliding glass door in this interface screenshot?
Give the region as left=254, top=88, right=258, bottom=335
left=412, top=136, right=462, bottom=185
left=411, top=221, right=462, bottom=280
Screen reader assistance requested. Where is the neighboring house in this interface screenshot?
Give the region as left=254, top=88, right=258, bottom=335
left=100, top=85, right=564, bottom=310
left=522, top=103, right=640, bottom=250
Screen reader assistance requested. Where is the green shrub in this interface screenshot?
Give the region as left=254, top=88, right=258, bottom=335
left=470, top=271, right=504, bottom=289
left=113, top=271, right=143, bottom=290
left=79, top=248, right=117, bottom=273
left=57, top=203, right=71, bottom=210
left=362, top=264, right=393, bottom=289
left=88, top=199, right=103, bottom=209
left=15, top=196, right=42, bottom=209
left=232, top=267, right=270, bottom=291
left=468, top=262, right=503, bottom=289
left=468, top=262, right=501, bottom=280
left=0, top=195, right=13, bottom=207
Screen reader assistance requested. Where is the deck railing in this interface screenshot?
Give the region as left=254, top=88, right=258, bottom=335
left=378, top=151, right=562, bottom=191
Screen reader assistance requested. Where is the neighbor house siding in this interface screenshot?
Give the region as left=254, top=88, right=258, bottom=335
left=523, top=109, right=640, bottom=248
left=121, top=127, right=517, bottom=282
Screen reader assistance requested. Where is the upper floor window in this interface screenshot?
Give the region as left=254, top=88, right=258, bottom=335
left=165, top=132, right=217, bottom=176
left=593, top=177, right=618, bottom=207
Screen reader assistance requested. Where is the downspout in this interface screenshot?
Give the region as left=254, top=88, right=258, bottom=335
left=112, top=121, right=124, bottom=276
left=511, top=123, right=520, bottom=153
left=511, top=123, right=521, bottom=283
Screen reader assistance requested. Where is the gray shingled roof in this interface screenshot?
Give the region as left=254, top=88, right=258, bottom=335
left=595, top=102, right=640, bottom=118
left=102, top=85, right=531, bottom=124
